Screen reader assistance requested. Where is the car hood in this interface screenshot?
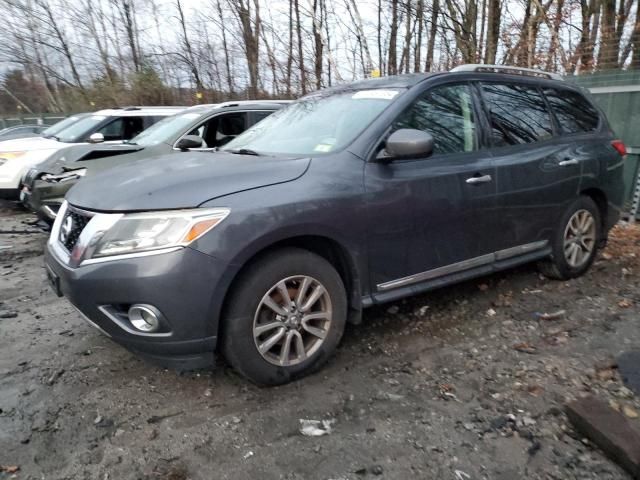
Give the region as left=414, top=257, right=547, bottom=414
left=0, top=136, right=64, bottom=152
left=41, top=143, right=144, bottom=174
left=67, top=152, right=311, bottom=211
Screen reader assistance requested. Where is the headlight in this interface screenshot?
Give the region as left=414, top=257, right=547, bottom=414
left=0, top=151, right=26, bottom=161
left=90, top=208, right=229, bottom=258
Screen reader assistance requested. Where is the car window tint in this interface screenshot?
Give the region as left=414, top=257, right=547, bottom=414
left=392, top=84, right=477, bottom=154
left=122, top=117, right=144, bottom=139
left=98, top=118, right=124, bottom=141
left=481, top=83, right=553, bottom=146
left=211, top=113, right=247, bottom=148
left=543, top=88, right=599, bottom=133
left=252, top=111, right=273, bottom=124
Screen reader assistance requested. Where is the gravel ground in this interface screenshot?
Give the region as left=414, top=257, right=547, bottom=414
left=1, top=200, right=639, bottom=480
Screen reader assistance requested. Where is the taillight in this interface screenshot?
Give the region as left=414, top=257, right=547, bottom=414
left=611, top=140, right=627, bottom=156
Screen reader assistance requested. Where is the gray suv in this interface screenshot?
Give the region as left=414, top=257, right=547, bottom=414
left=44, top=65, right=626, bottom=385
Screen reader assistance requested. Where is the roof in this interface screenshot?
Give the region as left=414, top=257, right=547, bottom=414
left=93, top=106, right=187, bottom=117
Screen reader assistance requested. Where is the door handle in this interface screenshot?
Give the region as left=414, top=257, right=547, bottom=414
left=558, top=158, right=579, bottom=166
left=466, top=174, right=492, bottom=185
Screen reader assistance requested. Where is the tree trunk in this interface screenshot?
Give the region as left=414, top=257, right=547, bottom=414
left=598, top=0, right=618, bottom=69
left=388, top=0, right=399, bottom=75
left=294, top=0, right=305, bottom=94
left=484, top=0, right=500, bottom=63
left=414, top=0, right=424, bottom=71
left=217, top=0, right=235, bottom=95
left=632, top=0, right=640, bottom=68
left=424, top=0, right=439, bottom=70
left=312, top=0, right=323, bottom=89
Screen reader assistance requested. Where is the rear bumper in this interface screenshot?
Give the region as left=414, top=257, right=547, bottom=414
left=44, top=242, right=229, bottom=369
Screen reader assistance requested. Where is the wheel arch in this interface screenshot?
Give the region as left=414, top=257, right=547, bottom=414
left=215, top=233, right=365, bottom=337
left=579, top=187, right=608, bottom=235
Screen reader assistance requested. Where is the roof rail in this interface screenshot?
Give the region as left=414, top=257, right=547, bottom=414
left=217, top=100, right=292, bottom=108
left=451, top=64, right=563, bottom=81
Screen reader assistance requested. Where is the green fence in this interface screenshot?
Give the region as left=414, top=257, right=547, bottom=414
left=0, top=114, right=68, bottom=129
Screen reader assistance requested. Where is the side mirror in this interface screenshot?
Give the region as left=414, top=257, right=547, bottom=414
left=378, top=128, right=434, bottom=161
left=176, top=135, right=204, bottom=151
left=88, top=132, right=104, bottom=144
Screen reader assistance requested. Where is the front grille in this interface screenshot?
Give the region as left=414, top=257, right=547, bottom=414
left=59, top=209, right=91, bottom=252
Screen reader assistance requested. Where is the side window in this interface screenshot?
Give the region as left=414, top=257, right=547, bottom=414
left=97, top=118, right=124, bottom=141
left=122, top=117, right=144, bottom=139
left=252, top=111, right=274, bottom=125
left=481, top=83, right=553, bottom=146
left=208, top=112, right=247, bottom=148
left=184, top=113, right=247, bottom=148
left=393, top=84, right=477, bottom=155
left=543, top=88, right=599, bottom=133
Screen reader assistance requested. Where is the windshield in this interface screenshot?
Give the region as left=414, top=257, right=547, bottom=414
left=55, top=115, right=107, bottom=143
left=42, top=115, right=86, bottom=138
left=222, top=89, right=403, bottom=156
left=129, top=112, right=205, bottom=147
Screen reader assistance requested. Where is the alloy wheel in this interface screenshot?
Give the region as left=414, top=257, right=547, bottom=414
left=563, top=209, right=596, bottom=268
left=253, top=275, right=332, bottom=366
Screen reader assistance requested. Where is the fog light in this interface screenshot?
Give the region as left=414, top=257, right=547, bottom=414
left=128, top=304, right=160, bottom=332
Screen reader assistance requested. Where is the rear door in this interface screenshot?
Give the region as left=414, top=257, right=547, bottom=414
left=479, top=82, right=580, bottom=251
left=365, top=83, right=500, bottom=293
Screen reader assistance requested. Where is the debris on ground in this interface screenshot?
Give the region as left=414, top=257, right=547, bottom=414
left=513, top=342, right=537, bottom=354
left=618, top=351, right=640, bottom=395
left=534, top=309, right=566, bottom=320
left=0, top=465, right=19, bottom=473
left=299, top=419, right=335, bottom=437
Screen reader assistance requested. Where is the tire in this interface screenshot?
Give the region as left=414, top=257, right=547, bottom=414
left=221, top=248, right=347, bottom=386
left=538, top=196, right=601, bottom=280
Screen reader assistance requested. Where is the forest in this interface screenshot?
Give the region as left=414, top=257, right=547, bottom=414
left=0, top=0, right=638, bottom=113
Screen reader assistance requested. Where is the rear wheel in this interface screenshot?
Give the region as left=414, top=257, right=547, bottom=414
left=221, top=248, right=347, bottom=385
left=538, top=196, right=601, bottom=280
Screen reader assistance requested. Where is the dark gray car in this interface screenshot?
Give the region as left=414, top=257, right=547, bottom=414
left=23, top=101, right=288, bottom=221
left=44, top=66, right=626, bottom=385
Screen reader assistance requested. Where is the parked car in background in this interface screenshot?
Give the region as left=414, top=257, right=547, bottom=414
left=22, top=101, right=288, bottom=222
left=0, top=124, right=48, bottom=141
left=0, top=106, right=184, bottom=199
left=45, top=66, right=625, bottom=385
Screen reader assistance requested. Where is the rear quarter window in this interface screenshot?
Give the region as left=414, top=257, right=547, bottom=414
left=542, top=88, right=600, bottom=133
left=480, top=83, right=553, bottom=146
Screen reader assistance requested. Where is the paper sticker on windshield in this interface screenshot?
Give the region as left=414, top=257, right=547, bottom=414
left=352, top=90, right=399, bottom=100
left=314, top=144, right=333, bottom=152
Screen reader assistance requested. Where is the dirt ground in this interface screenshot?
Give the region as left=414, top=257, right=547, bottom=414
left=1, top=200, right=640, bottom=480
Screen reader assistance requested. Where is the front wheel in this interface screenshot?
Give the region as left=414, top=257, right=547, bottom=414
left=221, top=248, right=347, bottom=385
left=538, top=196, right=601, bottom=280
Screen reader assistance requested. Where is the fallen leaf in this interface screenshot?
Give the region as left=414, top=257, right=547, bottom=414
left=596, top=367, right=616, bottom=381
left=535, top=310, right=566, bottom=320
left=478, top=283, right=489, bottom=291
left=486, top=308, right=497, bottom=317
left=0, top=466, right=19, bottom=473
left=623, top=405, right=639, bottom=419
left=527, top=384, right=544, bottom=397
left=618, top=299, right=633, bottom=309
left=513, top=342, right=537, bottom=354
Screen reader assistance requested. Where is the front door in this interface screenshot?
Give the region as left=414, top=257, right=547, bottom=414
left=364, top=83, right=499, bottom=298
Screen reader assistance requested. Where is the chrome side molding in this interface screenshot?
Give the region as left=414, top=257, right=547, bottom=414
left=377, top=240, right=548, bottom=291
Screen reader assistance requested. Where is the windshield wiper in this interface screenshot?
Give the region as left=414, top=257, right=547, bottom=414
left=226, top=148, right=261, bottom=156
left=43, top=134, right=60, bottom=141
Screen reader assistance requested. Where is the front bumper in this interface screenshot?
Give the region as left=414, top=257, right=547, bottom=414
left=24, top=179, right=67, bottom=221
left=45, top=243, right=228, bottom=369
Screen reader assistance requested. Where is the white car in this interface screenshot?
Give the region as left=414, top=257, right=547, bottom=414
left=0, top=107, right=185, bottom=199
